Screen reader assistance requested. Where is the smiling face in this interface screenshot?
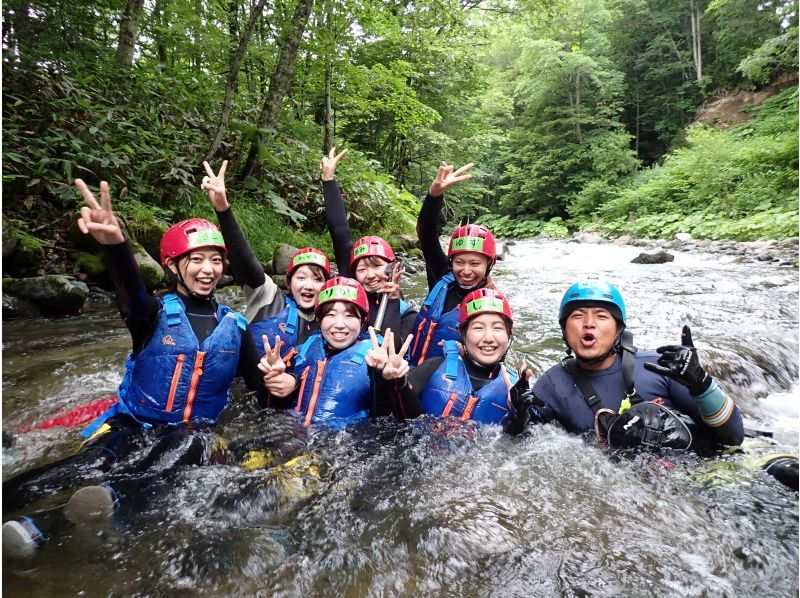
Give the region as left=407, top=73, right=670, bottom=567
left=167, top=248, right=224, bottom=296
left=463, top=313, right=510, bottom=367
left=318, top=301, right=364, bottom=349
left=289, top=265, right=327, bottom=310
left=451, top=252, right=490, bottom=288
left=563, top=306, right=621, bottom=370
left=354, top=256, right=391, bottom=293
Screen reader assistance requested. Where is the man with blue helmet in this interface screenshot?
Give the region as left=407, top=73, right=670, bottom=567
left=532, top=280, right=745, bottom=448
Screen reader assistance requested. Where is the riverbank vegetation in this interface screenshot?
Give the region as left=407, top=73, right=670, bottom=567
left=2, top=0, right=797, bottom=275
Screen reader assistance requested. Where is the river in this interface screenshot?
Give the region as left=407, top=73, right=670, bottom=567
left=3, top=239, right=798, bottom=596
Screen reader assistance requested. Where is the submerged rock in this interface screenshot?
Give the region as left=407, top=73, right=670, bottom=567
left=3, top=275, right=89, bottom=315
left=631, top=250, right=675, bottom=264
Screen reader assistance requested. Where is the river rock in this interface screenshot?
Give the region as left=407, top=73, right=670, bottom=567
left=631, top=250, right=675, bottom=264
left=73, top=251, right=107, bottom=278
left=5, top=229, right=46, bottom=277
left=271, top=274, right=287, bottom=289
left=273, top=244, right=300, bottom=275
left=2, top=215, right=17, bottom=260
left=390, top=233, right=419, bottom=252
left=131, top=242, right=164, bottom=289
left=572, top=232, right=604, bottom=244
left=675, top=232, right=693, bottom=242
left=3, top=275, right=89, bottom=315
left=2, top=293, right=41, bottom=319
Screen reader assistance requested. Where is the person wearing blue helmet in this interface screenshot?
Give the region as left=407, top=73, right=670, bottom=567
left=531, top=280, right=745, bottom=449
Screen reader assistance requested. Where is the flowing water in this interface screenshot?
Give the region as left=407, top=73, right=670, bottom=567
left=3, top=239, right=798, bottom=596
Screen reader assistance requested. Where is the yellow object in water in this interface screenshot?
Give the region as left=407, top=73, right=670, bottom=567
left=81, top=423, right=111, bottom=446
left=264, top=454, right=323, bottom=500
left=241, top=449, right=278, bottom=471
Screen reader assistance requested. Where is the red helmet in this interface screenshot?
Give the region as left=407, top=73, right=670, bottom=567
left=287, top=247, right=331, bottom=281
left=314, top=276, right=369, bottom=319
left=160, top=218, right=226, bottom=266
left=459, top=288, right=513, bottom=331
left=448, top=224, right=497, bottom=262
left=349, top=236, right=395, bottom=268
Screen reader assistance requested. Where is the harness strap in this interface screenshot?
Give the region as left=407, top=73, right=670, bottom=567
left=619, top=329, right=638, bottom=401
left=563, top=358, right=603, bottom=412
left=422, top=273, right=455, bottom=309
left=164, top=293, right=183, bottom=327
left=284, top=298, right=298, bottom=336
left=443, top=340, right=460, bottom=379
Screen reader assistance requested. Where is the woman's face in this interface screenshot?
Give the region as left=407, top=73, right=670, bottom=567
left=463, top=313, right=510, bottom=367
left=354, top=256, right=391, bottom=293
left=168, top=248, right=224, bottom=296
left=289, top=265, right=326, bottom=310
left=319, top=301, right=363, bottom=349
left=451, top=253, right=490, bottom=288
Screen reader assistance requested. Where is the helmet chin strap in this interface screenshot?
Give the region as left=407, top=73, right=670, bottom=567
left=453, top=261, right=494, bottom=292
left=171, top=259, right=213, bottom=302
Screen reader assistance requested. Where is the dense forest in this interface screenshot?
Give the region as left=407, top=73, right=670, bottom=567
left=2, top=0, right=798, bottom=270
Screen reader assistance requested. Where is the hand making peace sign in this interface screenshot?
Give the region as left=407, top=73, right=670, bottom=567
left=75, top=179, right=125, bottom=245
left=365, top=327, right=414, bottom=380
left=201, top=160, right=230, bottom=211
left=320, top=147, right=348, bottom=182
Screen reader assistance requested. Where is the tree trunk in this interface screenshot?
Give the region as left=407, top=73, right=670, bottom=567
left=206, top=0, right=271, bottom=162
left=574, top=70, right=582, bottom=143
left=115, top=0, right=146, bottom=68
left=241, top=0, right=315, bottom=179
left=321, top=0, right=334, bottom=153
left=690, top=0, right=702, bottom=82
left=153, top=0, right=168, bottom=64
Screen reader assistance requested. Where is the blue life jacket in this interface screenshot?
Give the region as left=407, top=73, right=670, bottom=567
left=419, top=341, right=517, bottom=425
left=83, top=294, right=247, bottom=436
left=409, top=273, right=461, bottom=366
left=291, top=332, right=376, bottom=429
left=249, top=296, right=311, bottom=363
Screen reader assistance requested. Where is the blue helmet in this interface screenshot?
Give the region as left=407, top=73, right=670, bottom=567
left=558, top=281, right=626, bottom=328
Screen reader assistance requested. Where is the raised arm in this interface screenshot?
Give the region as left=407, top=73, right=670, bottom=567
left=321, top=148, right=354, bottom=276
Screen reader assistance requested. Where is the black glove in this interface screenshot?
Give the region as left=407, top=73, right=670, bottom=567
left=505, top=375, right=533, bottom=435
left=643, top=325, right=712, bottom=396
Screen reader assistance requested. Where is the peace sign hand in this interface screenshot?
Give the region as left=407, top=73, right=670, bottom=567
left=320, top=147, right=348, bottom=181
left=429, top=161, right=474, bottom=197
left=258, top=334, right=286, bottom=380
left=201, top=160, right=229, bottom=211
left=75, top=179, right=125, bottom=245
left=365, top=327, right=413, bottom=380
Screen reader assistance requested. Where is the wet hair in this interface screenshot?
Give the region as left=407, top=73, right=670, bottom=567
left=315, top=300, right=367, bottom=325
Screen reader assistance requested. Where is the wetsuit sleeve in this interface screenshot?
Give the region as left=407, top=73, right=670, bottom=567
left=400, top=305, right=419, bottom=346
left=103, top=239, right=160, bottom=354
left=416, top=192, right=450, bottom=290
left=238, top=328, right=268, bottom=400
left=392, top=357, right=442, bottom=419
left=323, top=179, right=354, bottom=277
left=216, top=207, right=283, bottom=322
left=674, top=379, right=744, bottom=445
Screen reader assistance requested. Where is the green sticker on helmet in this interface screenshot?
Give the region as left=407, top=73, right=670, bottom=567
left=186, top=230, right=225, bottom=248
left=353, top=243, right=368, bottom=257
left=292, top=252, right=326, bottom=268
left=466, top=297, right=504, bottom=315
left=318, top=285, right=358, bottom=304
left=452, top=236, right=484, bottom=251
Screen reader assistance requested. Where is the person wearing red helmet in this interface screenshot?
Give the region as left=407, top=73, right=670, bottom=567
left=320, top=148, right=418, bottom=353
left=258, top=277, right=411, bottom=427
left=384, top=289, right=535, bottom=431
left=200, top=161, right=331, bottom=368
left=409, top=161, right=503, bottom=367
left=2, top=177, right=273, bottom=537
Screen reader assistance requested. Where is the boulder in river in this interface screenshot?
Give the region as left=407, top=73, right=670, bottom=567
left=2, top=215, right=17, bottom=260
left=3, top=275, right=89, bottom=315
left=4, top=228, right=46, bottom=277
left=2, top=293, right=41, bottom=319
left=273, top=244, right=300, bottom=275
left=631, top=250, right=675, bottom=264
left=675, top=232, right=693, bottom=242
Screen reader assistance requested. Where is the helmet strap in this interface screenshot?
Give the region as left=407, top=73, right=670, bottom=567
left=171, top=256, right=214, bottom=302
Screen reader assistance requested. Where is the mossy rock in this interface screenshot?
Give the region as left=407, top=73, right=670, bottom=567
left=7, top=230, right=46, bottom=277
left=2, top=215, right=17, bottom=260
left=3, top=275, right=89, bottom=315
left=130, top=241, right=164, bottom=290
left=74, top=251, right=107, bottom=277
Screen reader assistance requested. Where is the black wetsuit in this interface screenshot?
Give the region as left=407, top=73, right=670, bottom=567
left=322, top=179, right=418, bottom=350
